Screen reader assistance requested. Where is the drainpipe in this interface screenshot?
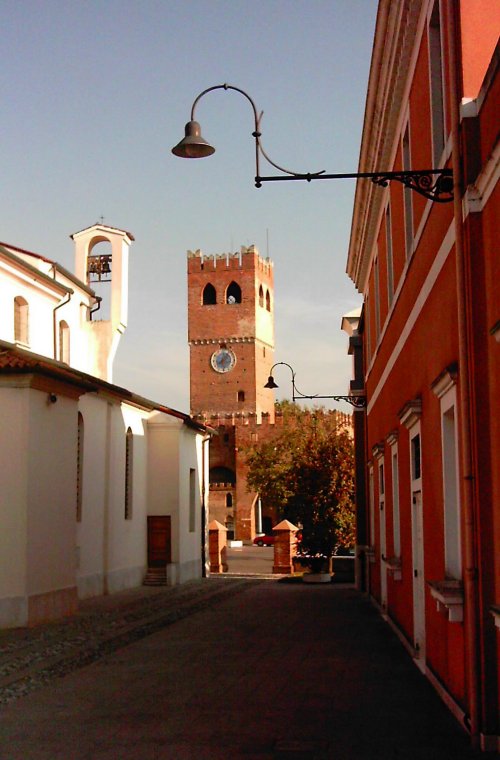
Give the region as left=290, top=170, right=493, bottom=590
left=447, top=1, right=480, bottom=742
left=90, top=296, right=102, bottom=319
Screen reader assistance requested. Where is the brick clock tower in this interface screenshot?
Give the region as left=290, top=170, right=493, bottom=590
left=187, top=245, right=280, bottom=540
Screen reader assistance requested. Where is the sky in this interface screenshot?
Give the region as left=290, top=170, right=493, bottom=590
left=1, top=0, right=378, bottom=414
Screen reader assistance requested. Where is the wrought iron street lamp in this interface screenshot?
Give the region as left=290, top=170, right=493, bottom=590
left=172, top=83, right=454, bottom=202
left=264, top=362, right=366, bottom=409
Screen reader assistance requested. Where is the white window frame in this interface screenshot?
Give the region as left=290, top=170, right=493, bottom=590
left=14, top=296, right=29, bottom=345
left=59, top=320, right=70, bottom=364
left=368, top=464, right=375, bottom=546
left=402, top=121, right=414, bottom=260
left=428, top=0, right=446, bottom=166
left=385, top=203, right=394, bottom=306
left=391, top=442, right=401, bottom=557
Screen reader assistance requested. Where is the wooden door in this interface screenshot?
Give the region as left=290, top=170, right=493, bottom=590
left=147, top=516, right=171, bottom=567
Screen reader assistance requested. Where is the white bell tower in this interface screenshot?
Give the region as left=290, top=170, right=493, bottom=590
left=71, top=223, right=134, bottom=382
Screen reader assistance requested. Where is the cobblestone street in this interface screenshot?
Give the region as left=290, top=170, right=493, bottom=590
left=0, top=578, right=257, bottom=706
left=0, top=579, right=489, bottom=760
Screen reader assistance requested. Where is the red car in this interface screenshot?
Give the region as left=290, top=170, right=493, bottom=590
left=253, top=534, right=275, bottom=547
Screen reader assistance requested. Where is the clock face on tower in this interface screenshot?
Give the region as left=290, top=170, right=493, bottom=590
left=211, top=347, right=236, bottom=373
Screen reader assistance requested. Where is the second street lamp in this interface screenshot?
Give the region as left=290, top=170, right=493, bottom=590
left=264, top=362, right=366, bottom=409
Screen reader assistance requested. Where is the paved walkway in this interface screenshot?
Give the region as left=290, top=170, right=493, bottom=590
left=0, top=578, right=489, bottom=759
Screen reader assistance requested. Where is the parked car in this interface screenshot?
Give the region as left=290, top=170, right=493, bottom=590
left=253, top=534, right=275, bottom=547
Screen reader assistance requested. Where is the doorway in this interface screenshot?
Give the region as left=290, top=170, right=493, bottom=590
left=147, top=516, right=171, bottom=567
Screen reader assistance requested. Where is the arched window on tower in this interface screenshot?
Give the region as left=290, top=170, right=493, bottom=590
left=226, top=493, right=233, bottom=508
left=202, top=283, right=217, bottom=305
left=14, top=296, right=29, bottom=344
left=59, top=321, right=70, bottom=364
left=266, top=290, right=271, bottom=312
left=259, top=285, right=264, bottom=307
left=226, top=281, right=242, bottom=304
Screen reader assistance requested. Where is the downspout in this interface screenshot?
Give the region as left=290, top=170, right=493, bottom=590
left=90, top=296, right=102, bottom=319
left=447, top=1, right=480, bottom=742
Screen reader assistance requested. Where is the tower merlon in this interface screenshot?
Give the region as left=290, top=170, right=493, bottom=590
left=187, top=245, right=274, bottom=273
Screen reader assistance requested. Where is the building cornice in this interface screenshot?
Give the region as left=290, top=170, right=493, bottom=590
left=347, top=0, right=425, bottom=291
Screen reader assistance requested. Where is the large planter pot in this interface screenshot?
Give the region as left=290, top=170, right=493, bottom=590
left=302, top=572, right=332, bottom=584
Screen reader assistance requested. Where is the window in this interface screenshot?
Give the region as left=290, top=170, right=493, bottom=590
left=125, top=427, right=133, bottom=519
left=411, top=433, right=421, bottom=482
left=189, top=468, right=196, bottom=532
left=59, top=321, right=70, bottom=364
left=265, top=290, right=271, bottom=312
left=385, top=204, right=394, bottom=305
left=368, top=465, right=375, bottom=545
left=374, top=256, right=381, bottom=341
left=14, top=296, right=29, bottom=344
left=226, top=281, right=241, bottom=304
left=226, top=493, right=233, bottom=508
left=379, top=462, right=385, bottom=495
left=442, top=403, right=461, bottom=578
left=402, top=124, right=414, bottom=259
left=77, top=413, right=84, bottom=522
left=365, top=293, right=372, bottom=364
left=202, top=283, right=216, bottom=305
left=237, top=390, right=245, bottom=402
left=391, top=448, right=400, bottom=556
left=429, top=0, right=445, bottom=164
left=259, top=285, right=264, bottom=307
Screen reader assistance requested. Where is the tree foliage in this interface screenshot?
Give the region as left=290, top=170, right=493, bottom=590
left=244, top=403, right=356, bottom=556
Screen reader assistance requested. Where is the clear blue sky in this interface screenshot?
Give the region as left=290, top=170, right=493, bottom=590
left=1, top=0, right=378, bottom=413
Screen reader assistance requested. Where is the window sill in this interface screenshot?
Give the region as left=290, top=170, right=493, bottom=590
left=364, top=546, right=376, bottom=564
left=384, top=555, right=402, bottom=581
left=428, top=579, right=464, bottom=622
left=490, top=606, right=500, bottom=629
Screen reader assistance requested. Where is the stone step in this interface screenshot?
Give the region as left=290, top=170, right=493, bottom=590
left=143, top=568, right=167, bottom=586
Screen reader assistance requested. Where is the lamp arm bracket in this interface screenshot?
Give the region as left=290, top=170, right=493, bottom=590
left=256, top=168, right=453, bottom=202
left=292, top=392, right=367, bottom=409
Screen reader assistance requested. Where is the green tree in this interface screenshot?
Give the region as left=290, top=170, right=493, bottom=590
left=244, top=403, right=355, bottom=557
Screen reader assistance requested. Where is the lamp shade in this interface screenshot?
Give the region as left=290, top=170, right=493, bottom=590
left=264, top=375, right=279, bottom=389
left=171, top=120, right=215, bottom=158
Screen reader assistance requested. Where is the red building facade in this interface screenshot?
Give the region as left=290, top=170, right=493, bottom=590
left=346, top=0, right=499, bottom=750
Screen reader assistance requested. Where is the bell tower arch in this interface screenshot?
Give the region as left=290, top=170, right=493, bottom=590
left=71, top=223, right=134, bottom=382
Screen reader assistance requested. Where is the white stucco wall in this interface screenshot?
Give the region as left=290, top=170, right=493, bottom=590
left=0, top=380, right=79, bottom=626
left=26, top=388, right=77, bottom=596
left=147, top=413, right=207, bottom=583
left=0, top=383, right=29, bottom=625
left=147, top=414, right=181, bottom=561
left=105, top=403, right=148, bottom=592
left=76, top=396, right=149, bottom=597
